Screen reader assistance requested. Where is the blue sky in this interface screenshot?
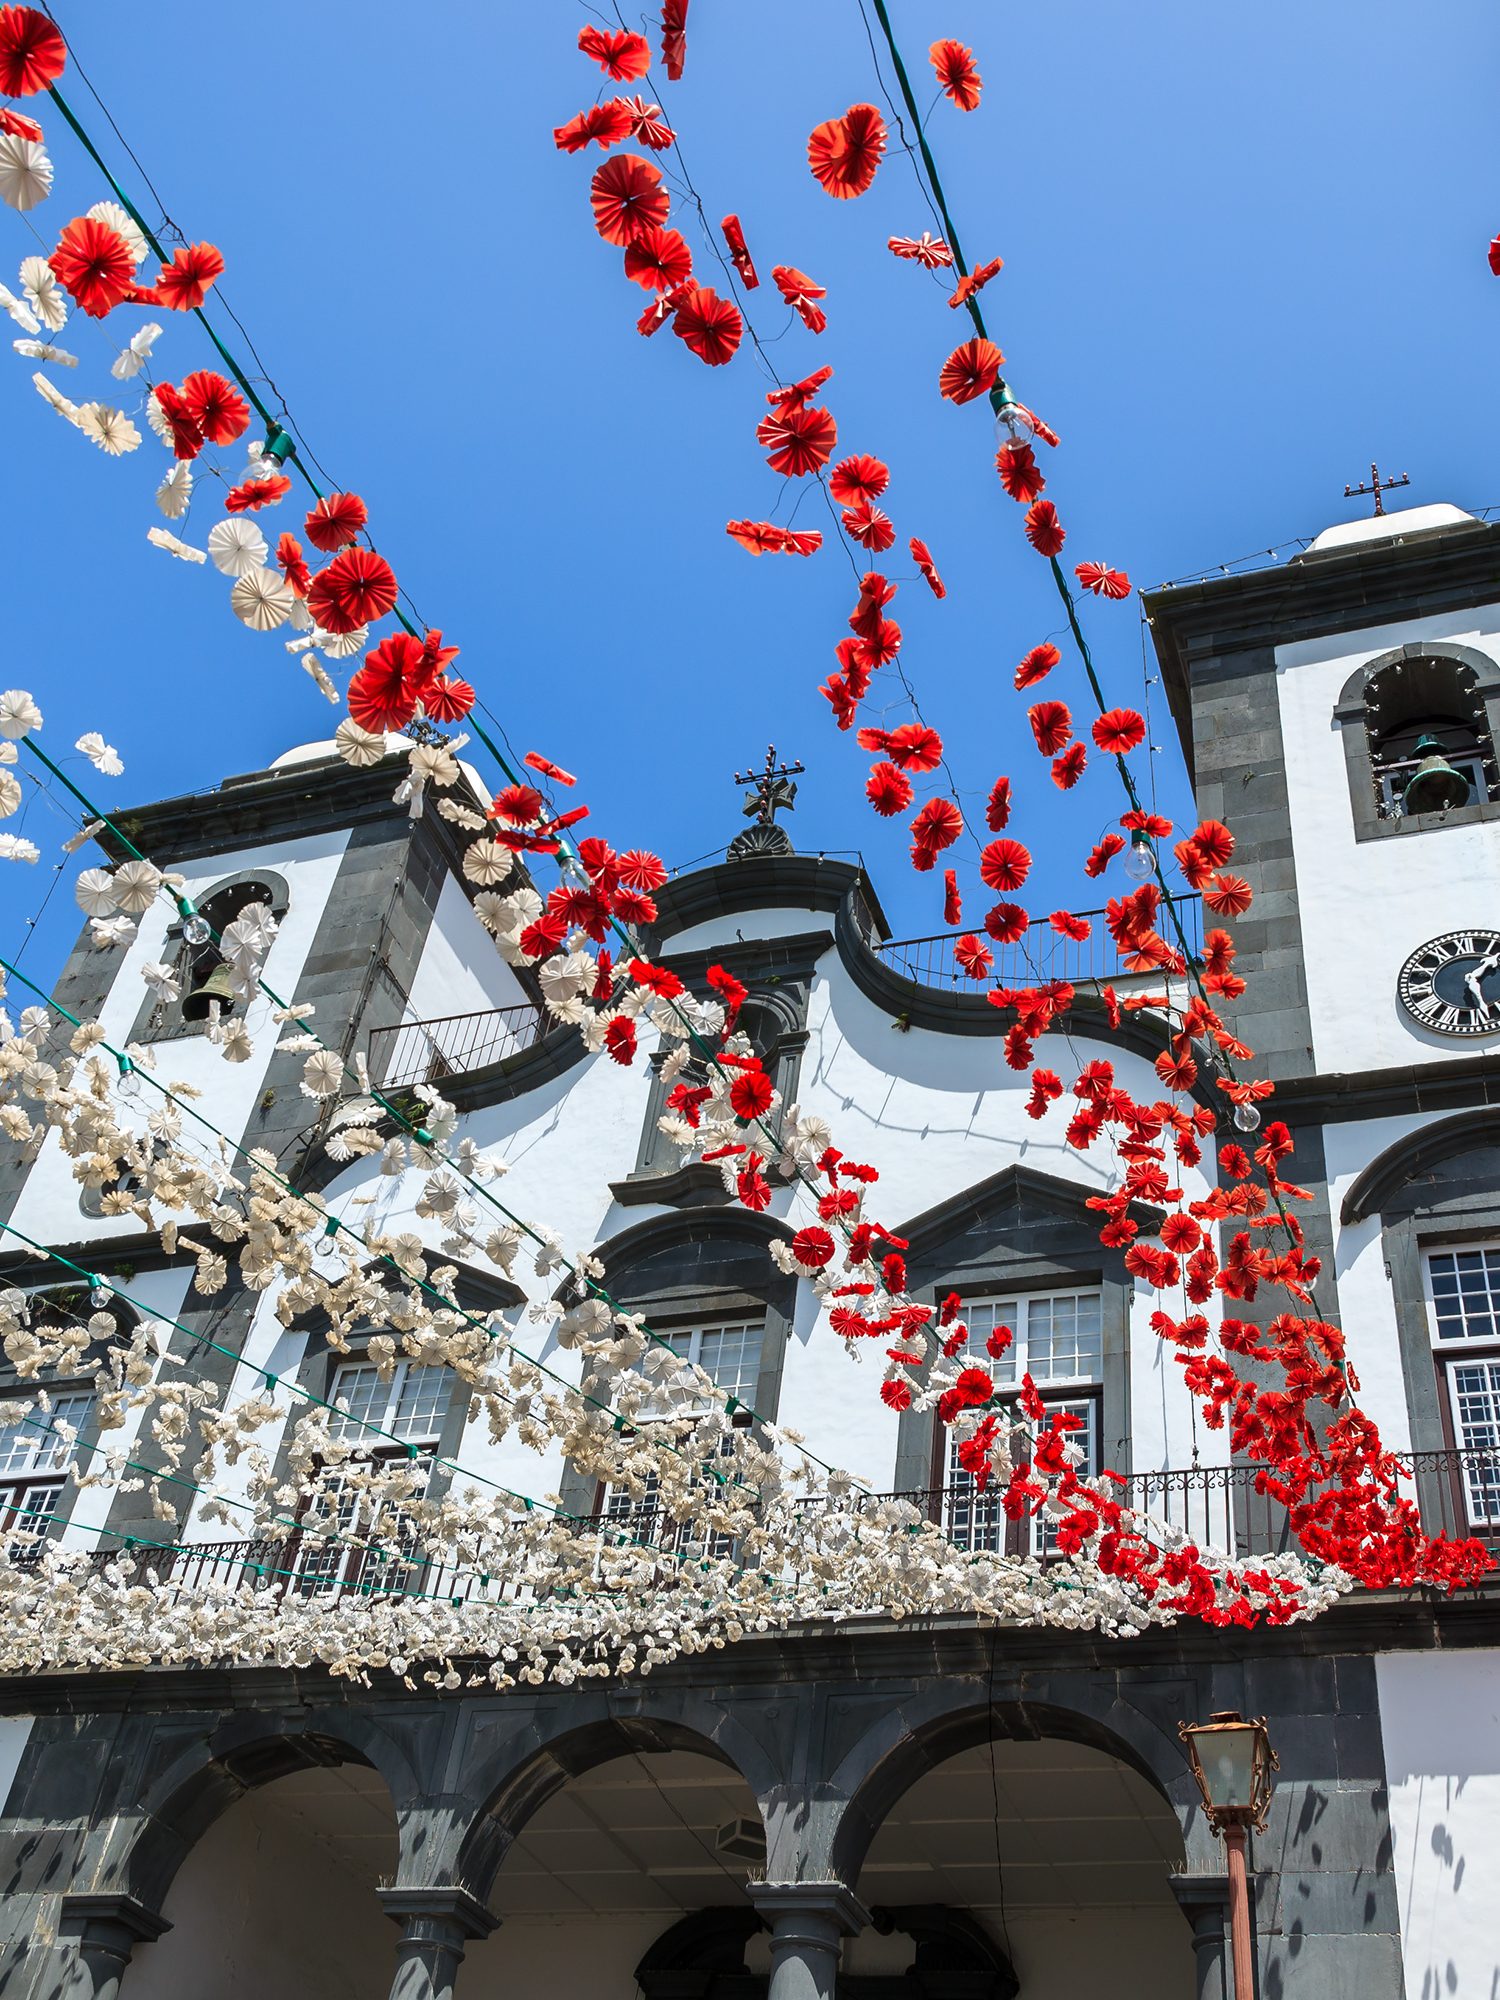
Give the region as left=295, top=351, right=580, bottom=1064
left=4, top=0, right=1498, bottom=983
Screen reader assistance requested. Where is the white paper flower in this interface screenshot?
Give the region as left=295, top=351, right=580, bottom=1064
left=301, top=654, right=338, bottom=704
left=0, top=770, right=21, bottom=817
left=111, top=321, right=161, bottom=381
left=141, top=961, right=181, bottom=1002
left=462, top=839, right=515, bottom=889
left=207, top=517, right=268, bottom=578
left=310, top=624, right=366, bottom=660
left=13, top=338, right=76, bottom=366
left=75, top=867, right=119, bottom=916
left=0, top=134, right=52, bottom=213
left=85, top=201, right=149, bottom=266
left=19, top=255, right=65, bottom=331
left=144, top=387, right=172, bottom=446
left=221, top=901, right=277, bottom=962
left=89, top=915, right=136, bottom=949
left=300, top=1049, right=344, bottom=1100
left=75, top=732, right=123, bottom=776
left=0, top=283, right=38, bottom=334
left=288, top=595, right=313, bottom=633
left=155, top=461, right=192, bottom=518
left=32, top=370, right=78, bottom=424
left=333, top=719, right=385, bottom=768
left=0, top=834, right=38, bottom=862
left=0, top=691, right=41, bottom=738
left=146, top=527, right=205, bottom=564
left=230, top=567, right=294, bottom=631
left=75, top=403, right=141, bottom=455
left=111, top=859, right=162, bottom=915
left=219, top=1020, right=254, bottom=1064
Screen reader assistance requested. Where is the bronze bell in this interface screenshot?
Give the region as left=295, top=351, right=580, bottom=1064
left=182, top=960, right=237, bottom=1022
left=1401, top=735, right=1472, bottom=816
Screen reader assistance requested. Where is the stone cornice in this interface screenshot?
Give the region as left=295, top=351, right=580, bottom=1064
left=648, top=855, right=883, bottom=944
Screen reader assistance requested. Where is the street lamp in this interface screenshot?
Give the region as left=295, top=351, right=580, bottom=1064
left=1178, top=1711, right=1278, bottom=1999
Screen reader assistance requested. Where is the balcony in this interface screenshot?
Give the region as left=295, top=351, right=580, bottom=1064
left=871, top=893, right=1204, bottom=995
left=368, top=1003, right=546, bottom=1090
left=56, top=1449, right=1500, bottom=1607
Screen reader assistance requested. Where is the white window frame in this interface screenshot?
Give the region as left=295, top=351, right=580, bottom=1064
left=0, top=1390, right=94, bottom=1561
left=326, top=1358, right=455, bottom=1447
left=1423, top=1246, right=1500, bottom=1530
left=1423, top=1244, right=1500, bottom=1347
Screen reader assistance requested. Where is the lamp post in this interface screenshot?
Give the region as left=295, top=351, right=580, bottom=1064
left=1178, top=1711, right=1278, bottom=1999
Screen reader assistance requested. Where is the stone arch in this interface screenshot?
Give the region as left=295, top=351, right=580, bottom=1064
left=97, top=1706, right=421, bottom=1917
left=820, top=1682, right=1204, bottom=1888
left=1341, top=1106, right=1500, bottom=1224
left=1333, top=640, right=1500, bottom=839
left=453, top=1697, right=786, bottom=1907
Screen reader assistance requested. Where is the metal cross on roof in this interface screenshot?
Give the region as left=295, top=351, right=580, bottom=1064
left=1344, top=462, right=1411, bottom=517
left=733, top=744, right=804, bottom=826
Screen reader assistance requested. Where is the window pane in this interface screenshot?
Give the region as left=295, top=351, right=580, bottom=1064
left=696, top=1324, right=764, bottom=1400
left=963, top=1301, right=1017, bottom=1384
left=1447, top=1360, right=1500, bottom=1526
left=1025, top=1293, right=1103, bottom=1382
left=389, top=1365, right=453, bottom=1443
left=1427, top=1249, right=1500, bottom=1343
left=328, top=1364, right=384, bottom=1440
left=0, top=1393, right=94, bottom=1476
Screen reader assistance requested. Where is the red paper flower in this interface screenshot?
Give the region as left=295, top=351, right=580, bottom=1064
left=661, top=0, right=688, bottom=80
left=1084, top=832, right=1125, bottom=877
left=954, top=934, right=994, bottom=980
left=865, top=762, right=913, bottom=816
left=590, top=153, right=669, bottom=245
left=153, top=242, right=224, bottom=311
left=153, top=382, right=202, bottom=461
left=909, top=537, right=946, bottom=598
left=730, top=1068, right=774, bottom=1120
left=939, top=336, right=1004, bottom=405
left=807, top=103, right=887, bottom=200
left=984, top=901, right=1029, bottom=943
left=756, top=402, right=837, bottom=475
left=997, top=442, right=1045, bottom=502
left=943, top=870, right=962, bottom=925
left=225, top=475, right=291, bottom=514
left=1024, top=499, right=1066, bottom=557
left=1093, top=708, right=1146, bottom=755
left=422, top=675, right=475, bottom=723
left=1052, top=743, right=1088, bottom=789
left=1075, top=561, right=1132, bottom=599
left=829, top=454, right=889, bottom=505
left=553, top=101, right=635, bottom=153
left=888, top=232, right=953, bottom=268
left=985, top=775, right=1012, bottom=830
left=1049, top=910, right=1092, bottom=944
left=48, top=217, right=136, bottom=319
left=179, top=370, right=250, bottom=446
left=672, top=284, right=742, bottom=366
left=492, top=784, right=543, bottom=825
left=980, top=839, right=1031, bottom=892
left=767, top=364, right=835, bottom=412
left=0, top=6, right=64, bottom=94
left=910, top=797, right=963, bottom=852
left=1490, top=233, right=1500, bottom=277
left=623, top=224, right=693, bottom=293
left=951, top=256, right=1003, bottom=308
left=773, top=264, right=828, bottom=333
left=304, top=491, right=368, bottom=552
left=420, top=629, right=460, bottom=678
left=929, top=37, right=982, bottom=110
left=842, top=501, right=895, bottom=552
left=622, top=96, right=675, bottom=149
left=604, top=1016, right=639, bottom=1066
left=1014, top=642, right=1060, bottom=690
left=307, top=547, right=398, bottom=634
left=1204, top=873, right=1253, bottom=916
left=276, top=534, right=311, bottom=598
left=347, top=633, right=426, bottom=733
left=720, top=213, right=759, bottom=289
left=860, top=722, right=943, bottom=772
left=881, top=1378, right=914, bottom=1412
left=1028, top=700, right=1072, bottom=755
left=577, top=25, right=651, bottom=80
left=0, top=105, right=42, bottom=141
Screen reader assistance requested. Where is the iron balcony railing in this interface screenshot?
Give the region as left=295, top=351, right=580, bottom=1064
left=42, top=1448, right=1500, bottom=1605
left=872, top=894, right=1204, bottom=994
left=367, top=1003, right=546, bottom=1090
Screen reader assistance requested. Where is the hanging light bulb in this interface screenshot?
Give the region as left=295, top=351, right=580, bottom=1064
left=991, top=388, right=1039, bottom=456
left=1232, top=1100, right=1262, bottom=1133
left=88, top=1275, right=112, bottom=1310
left=1124, top=833, right=1156, bottom=883
left=312, top=1217, right=343, bottom=1269
left=177, top=895, right=211, bottom=946
left=115, top=1053, right=143, bottom=1101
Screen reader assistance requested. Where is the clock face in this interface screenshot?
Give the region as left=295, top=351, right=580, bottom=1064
left=1397, top=930, right=1500, bottom=1037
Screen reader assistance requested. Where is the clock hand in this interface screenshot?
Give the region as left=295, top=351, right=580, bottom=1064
left=1465, top=949, right=1500, bottom=1010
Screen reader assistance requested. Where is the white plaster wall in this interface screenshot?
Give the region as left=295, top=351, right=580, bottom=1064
left=1377, top=1649, right=1500, bottom=2000
left=9, top=829, right=348, bottom=1251
left=402, top=871, right=530, bottom=1025
left=1275, top=607, right=1500, bottom=1078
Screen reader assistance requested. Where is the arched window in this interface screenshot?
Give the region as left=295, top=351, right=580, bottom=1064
left=1335, top=643, right=1500, bottom=840
left=137, top=870, right=289, bottom=1043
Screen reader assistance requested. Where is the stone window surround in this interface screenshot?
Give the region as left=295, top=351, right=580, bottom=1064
left=126, top=866, right=292, bottom=1048
left=1333, top=640, right=1500, bottom=844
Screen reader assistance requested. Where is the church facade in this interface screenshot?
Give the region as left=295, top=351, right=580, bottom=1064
left=0, top=501, right=1497, bottom=1997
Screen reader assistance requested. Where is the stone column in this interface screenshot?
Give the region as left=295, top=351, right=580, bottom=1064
left=379, top=1887, right=498, bottom=2000
left=748, top=1881, right=868, bottom=2000
left=1170, top=1874, right=1230, bottom=2000
left=57, top=1893, right=171, bottom=2000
